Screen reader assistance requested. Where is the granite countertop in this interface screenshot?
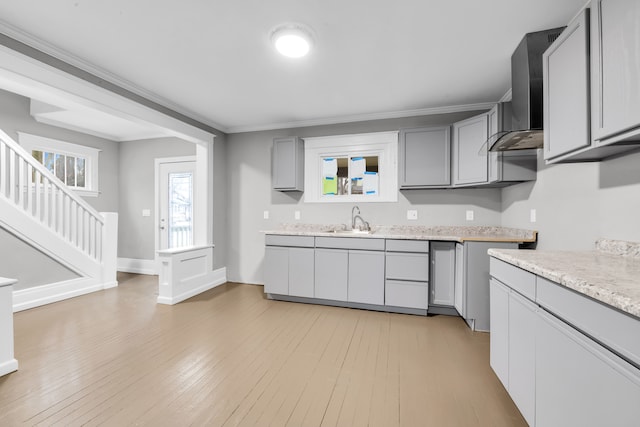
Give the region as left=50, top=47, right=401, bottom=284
left=264, top=224, right=537, bottom=243
left=488, top=239, right=640, bottom=318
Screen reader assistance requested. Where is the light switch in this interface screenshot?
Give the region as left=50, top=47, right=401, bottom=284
left=407, top=210, right=418, bottom=220
left=294, top=210, right=301, bottom=220
left=466, top=210, right=474, bottom=221
left=142, top=209, right=151, bottom=217
left=263, top=210, right=269, bottom=219
left=530, top=209, right=537, bottom=223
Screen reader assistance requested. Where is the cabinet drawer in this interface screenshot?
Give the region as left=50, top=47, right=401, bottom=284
left=386, top=252, right=429, bottom=282
left=385, top=239, right=429, bottom=253
left=536, top=276, right=640, bottom=368
left=490, top=257, right=536, bottom=301
left=265, top=234, right=315, bottom=248
left=385, top=280, right=428, bottom=309
left=315, top=236, right=385, bottom=251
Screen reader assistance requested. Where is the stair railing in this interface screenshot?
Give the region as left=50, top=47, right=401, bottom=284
left=0, top=129, right=104, bottom=263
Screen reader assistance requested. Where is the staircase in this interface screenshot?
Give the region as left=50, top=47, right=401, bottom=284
left=0, top=129, right=117, bottom=311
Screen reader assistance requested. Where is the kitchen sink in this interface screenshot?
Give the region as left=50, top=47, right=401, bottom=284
left=330, top=229, right=373, bottom=235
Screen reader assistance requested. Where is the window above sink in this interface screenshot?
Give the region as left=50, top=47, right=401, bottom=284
left=304, top=131, right=398, bottom=203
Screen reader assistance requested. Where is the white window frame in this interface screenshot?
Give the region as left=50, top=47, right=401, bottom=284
left=304, top=131, right=398, bottom=203
left=18, top=132, right=101, bottom=197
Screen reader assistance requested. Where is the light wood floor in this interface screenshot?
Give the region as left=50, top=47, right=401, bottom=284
left=0, top=273, right=526, bottom=426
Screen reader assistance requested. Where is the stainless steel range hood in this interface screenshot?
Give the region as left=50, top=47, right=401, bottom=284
left=489, top=27, right=565, bottom=151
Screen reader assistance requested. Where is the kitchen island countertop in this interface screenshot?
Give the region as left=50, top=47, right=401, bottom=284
left=489, top=239, right=640, bottom=318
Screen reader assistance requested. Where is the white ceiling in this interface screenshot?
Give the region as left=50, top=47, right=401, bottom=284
left=0, top=0, right=587, bottom=134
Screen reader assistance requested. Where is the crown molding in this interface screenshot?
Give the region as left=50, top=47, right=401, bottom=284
left=499, top=88, right=512, bottom=103
left=0, top=19, right=228, bottom=134
left=226, top=102, right=496, bottom=134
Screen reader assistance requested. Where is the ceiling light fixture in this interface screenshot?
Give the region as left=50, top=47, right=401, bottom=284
left=270, top=23, right=314, bottom=58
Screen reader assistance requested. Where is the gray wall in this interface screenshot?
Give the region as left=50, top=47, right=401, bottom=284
left=502, top=149, right=640, bottom=250
left=0, top=88, right=119, bottom=212
left=117, top=137, right=196, bottom=260
left=0, top=228, right=79, bottom=290
left=226, top=112, right=503, bottom=284
left=118, top=134, right=227, bottom=270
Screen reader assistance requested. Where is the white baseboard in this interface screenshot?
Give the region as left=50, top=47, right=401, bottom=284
left=157, top=267, right=226, bottom=305
left=13, top=277, right=113, bottom=312
left=117, top=258, right=157, bottom=275
left=0, top=358, right=18, bottom=377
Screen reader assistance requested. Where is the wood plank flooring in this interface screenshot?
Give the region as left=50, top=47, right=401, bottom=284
left=0, top=273, right=526, bottom=426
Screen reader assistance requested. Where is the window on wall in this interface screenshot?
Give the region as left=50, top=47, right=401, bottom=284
left=18, top=132, right=100, bottom=197
left=304, top=131, right=398, bottom=203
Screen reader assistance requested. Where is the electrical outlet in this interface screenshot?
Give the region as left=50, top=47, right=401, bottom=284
left=407, top=210, right=418, bottom=220
left=263, top=210, right=269, bottom=220
left=294, top=210, right=301, bottom=220
left=466, top=210, right=474, bottom=221
left=142, top=209, right=151, bottom=217
left=530, top=209, right=537, bottom=223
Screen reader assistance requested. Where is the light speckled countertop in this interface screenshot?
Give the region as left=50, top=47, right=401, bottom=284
left=264, top=224, right=537, bottom=243
left=488, top=239, right=640, bottom=319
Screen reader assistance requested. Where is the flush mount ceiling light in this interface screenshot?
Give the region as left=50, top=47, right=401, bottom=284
left=270, top=23, right=314, bottom=58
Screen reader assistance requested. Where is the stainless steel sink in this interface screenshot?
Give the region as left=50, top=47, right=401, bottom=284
left=330, top=229, right=373, bottom=235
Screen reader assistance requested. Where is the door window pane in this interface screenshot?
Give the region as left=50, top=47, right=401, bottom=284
left=168, top=172, right=193, bottom=249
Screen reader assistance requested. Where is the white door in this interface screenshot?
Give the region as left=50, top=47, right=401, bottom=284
left=158, top=159, right=196, bottom=250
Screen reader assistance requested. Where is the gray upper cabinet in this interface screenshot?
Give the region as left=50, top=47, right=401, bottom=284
left=272, top=136, right=304, bottom=191
left=399, top=126, right=451, bottom=188
left=543, top=8, right=591, bottom=161
left=452, top=113, right=489, bottom=186
left=591, top=0, right=640, bottom=146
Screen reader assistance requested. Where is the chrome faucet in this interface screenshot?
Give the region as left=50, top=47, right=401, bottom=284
left=351, top=205, right=370, bottom=231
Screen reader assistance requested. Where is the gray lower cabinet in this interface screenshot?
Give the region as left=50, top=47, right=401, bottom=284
left=489, top=279, right=509, bottom=389
left=314, top=248, right=348, bottom=301
left=454, top=243, right=465, bottom=316
left=489, top=278, right=536, bottom=427
left=490, top=257, right=640, bottom=426
left=398, top=126, right=451, bottom=188
left=288, top=248, right=315, bottom=298
left=535, top=309, right=640, bottom=427
left=385, top=240, right=429, bottom=310
left=264, top=246, right=289, bottom=295
left=430, top=241, right=456, bottom=306
left=348, top=250, right=384, bottom=305
left=264, top=235, right=315, bottom=297
left=459, top=242, right=519, bottom=331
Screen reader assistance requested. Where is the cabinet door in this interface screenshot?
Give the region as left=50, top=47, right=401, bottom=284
left=591, top=0, right=640, bottom=143
left=399, top=126, right=451, bottom=188
left=348, top=250, right=384, bottom=305
left=487, top=104, right=503, bottom=183
left=264, top=246, right=289, bottom=295
left=272, top=137, right=303, bottom=191
left=288, top=247, right=315, bottom=298
left=508, top=290, right=537, bottom=427
left=452, top=113, right=489, bottom=185
left=490, top=279, right=509, bottom=390
left=454, top=243, right=465, bottom=316
left=314, top=248, right=348, bottom=301
left=430, top=242, right=456, bottom=306
left=543, top=9, right=591, bottom=160
left=536, top=309, right=640, bottom=427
